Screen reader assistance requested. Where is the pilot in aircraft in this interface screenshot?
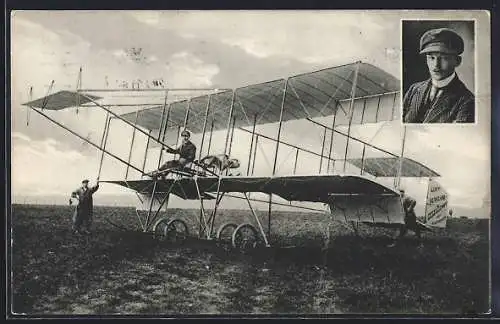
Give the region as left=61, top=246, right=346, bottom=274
left=388, top=188, right=422, bottom=247
left=403, top=28, right=474, bottom=123
left=149, top=130, right=196, bottom=177
left=69, top=179, right=99, bottom=235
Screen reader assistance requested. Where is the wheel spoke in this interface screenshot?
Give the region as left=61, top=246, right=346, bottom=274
left=232, top=224, right=259, bottom=250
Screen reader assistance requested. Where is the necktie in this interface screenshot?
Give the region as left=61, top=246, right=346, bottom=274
left=429, top=85, right=439, bottom=102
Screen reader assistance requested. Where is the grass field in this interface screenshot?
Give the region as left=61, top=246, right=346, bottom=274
left=10, top=204, right=490, bottom=315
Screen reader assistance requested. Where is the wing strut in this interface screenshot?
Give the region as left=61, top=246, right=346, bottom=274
left=244, top=193, right=271, bottom=247
left=343, top=61, right=361, bottom=172
left=395, top=125, right=407, bottom=189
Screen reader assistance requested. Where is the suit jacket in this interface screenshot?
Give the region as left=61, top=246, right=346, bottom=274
left=403, top=76, right=474, bottom=123
left=166, top=140, right=196, bottom=162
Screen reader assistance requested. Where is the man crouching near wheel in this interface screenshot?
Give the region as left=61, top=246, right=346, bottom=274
left=388, top=188, right=422, bottom=248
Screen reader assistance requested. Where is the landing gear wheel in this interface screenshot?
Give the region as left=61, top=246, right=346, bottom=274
left=152, top=217, right=169, bottom=240
left=216, top=222, right=238, bottom=243
left=164, top=218, right=189, bottom=243
left=232, top=223, right=259, bottom=250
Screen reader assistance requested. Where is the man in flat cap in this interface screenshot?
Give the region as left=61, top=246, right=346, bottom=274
left=70, top=179, right=99, bottom=235
left=403, top=28, right=474, bottom=123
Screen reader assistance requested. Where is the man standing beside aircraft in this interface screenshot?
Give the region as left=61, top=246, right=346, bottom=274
left=70, top=179, right=99, bottom=235
left=388, top=189, right=421, bottom=247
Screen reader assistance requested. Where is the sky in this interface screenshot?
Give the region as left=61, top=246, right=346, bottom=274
left=10, top=10, right=491, bottom=216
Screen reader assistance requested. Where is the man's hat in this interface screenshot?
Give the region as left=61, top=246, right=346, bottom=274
left=419, top=28, right=464, bottom=55
left=82, top=179, right=90, bottom=183
left=181, top=130, right=190, bottom=137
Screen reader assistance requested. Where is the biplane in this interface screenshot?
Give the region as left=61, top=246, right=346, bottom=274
left=22, top=61, right=450, bottom=249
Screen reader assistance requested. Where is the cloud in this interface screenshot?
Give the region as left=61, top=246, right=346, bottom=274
left=12, top=132, right=89, bottom=195
left=128, top=11, right=162, bottom=26
left=165, top=52, right=220, bottom=87
left=129, top=11, right=399, bottom=76
left=11, top=132, right=140, bottom=196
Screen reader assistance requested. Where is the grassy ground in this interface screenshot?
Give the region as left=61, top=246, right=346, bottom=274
left=10, top=204, right=490, bottom=315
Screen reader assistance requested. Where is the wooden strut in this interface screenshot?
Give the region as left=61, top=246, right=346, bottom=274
left=156, top=94, right=171, bottom=170
left=227, top=117, right=236, bottom=159
left=30, top=106, right=143, bottom=174
left=205, top=177, right=225, bottom=238
left=319, top=127, right=327, bottom=173
left=223, top=90, right=236, bottom=161
left=141, top=130, right=152, bottom=174
left=207, top=119, right=215, bottom=156
left=198, top=94, right=212, bottom=161
left=97, top=114, right=111, bottom=180
left=80, top=94, right=177, bottom=153
left=251, top=135, right=259, bottom=176
left=209, top=192, right=225, bottom=239
left=327, top=103, right=338, bottom=174
left=145, top=180, right=158, bottom=232
left=146, top=181, right=176, bottom=232
left=247, top=114, right=258, bottom=176
left=395, top=125, right=407, bottom=189
left=268, top=79, right=289, bottom=239
left=193, top=177, right=210, bottom=238
left=343, top=61, right=360, bottom=172
left=125, top=110, right=140, bottom=179
left=293, top=148, right=300, bottom=175
left=243, top=193, right=271, bottom=247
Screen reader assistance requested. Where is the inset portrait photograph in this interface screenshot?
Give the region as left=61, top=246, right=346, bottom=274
left=402, top=20, right=475, bottom=124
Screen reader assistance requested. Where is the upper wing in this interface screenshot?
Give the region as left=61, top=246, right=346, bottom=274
left=22, top=90, right=102, bottom=110
left=21, top=62, right=399, bottom=133
left=119, top=62, right=400, bottom=134
left=347, top=157, right=440, bottom=177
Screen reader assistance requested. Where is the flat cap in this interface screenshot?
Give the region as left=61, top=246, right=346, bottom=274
left=82, top=179, right=90, bottom=183
left=181, top=129, right=190, bottom=137
left=419, top=28, right=464, bottom=55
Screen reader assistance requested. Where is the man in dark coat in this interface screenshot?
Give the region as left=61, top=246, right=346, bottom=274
left=403, top=28, right=474, bottom=123
left=148, top=130, right=197, bottom=177
left=70, top=179, right=99, bottom=235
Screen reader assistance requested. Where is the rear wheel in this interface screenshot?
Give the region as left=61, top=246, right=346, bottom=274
left=164, top=218, right=189, bottom=243
left=152, top=217, right=170, bottom=240
left=232, top=223, right=259, bottom=250
left=216, top=222, right=238, bottom=244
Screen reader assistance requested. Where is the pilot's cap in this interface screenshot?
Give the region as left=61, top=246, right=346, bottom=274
left=181, top=130, right=190, bottom=137
left=82, top=179, right=90, bottom=184
left=419, top=28, right=464, bottom=55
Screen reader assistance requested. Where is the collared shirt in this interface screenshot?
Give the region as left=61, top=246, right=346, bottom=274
left=428, top=72, right=457, bottom=102
left=431, top=72, right=456, bottom=88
